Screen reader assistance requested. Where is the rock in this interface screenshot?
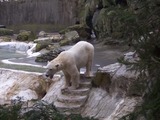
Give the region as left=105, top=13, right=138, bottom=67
left=112, top=64, right=145, bottom=96
left=97, top=63, right=121, bottom=77
left=60, top=31, right=80, bottom=46
left=124, top=51, right=139, bottom=63
left=38, top=31, right=47, bottom=37
left=34, top=37, right=53, bottom=45
left=65, top=31, right=79, bottom=41
left=81, top=63, right=143, bottom=119
left=35, top=43, right=48, bottom=52
left=34, top=37, right=54, bottom=52
left=0, top=68, right=62, bottom=104
left=33, top=36, right=63, bottom=52
left=49, top=33, right=63, bottom=42
left=35, top=47, right=64, bottom=62
left=81, top=88, right=123, bottom=119
left=0, top=69, right=45, bottom=103
left=60, top=24, right=91, bottom=39
left=104, top=97, right=142, bottom=120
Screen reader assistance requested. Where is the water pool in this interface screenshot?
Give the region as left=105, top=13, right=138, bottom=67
left=0, top=49, right=46, bottom=73
left=0, top=49, right=26, bottom=60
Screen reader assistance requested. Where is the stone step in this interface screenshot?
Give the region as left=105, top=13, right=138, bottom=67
left=80, top=75, right=93, bottom=82
left=53, top=75, right=93, bottom=114
left=57, top=94, right=87, bottom=104
left=61, top=88, right=90, bottom=96
left=79, top=81, right=92, bottom=88
left=54, top=101, right=82, bottom=113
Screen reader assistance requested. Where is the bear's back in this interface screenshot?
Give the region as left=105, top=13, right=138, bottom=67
left=69, top=41, right=94, bottom=53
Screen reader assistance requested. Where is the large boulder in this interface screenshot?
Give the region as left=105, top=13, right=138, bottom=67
left=59, top=24, right=91, bottom=40
left=34, top=33, right=63, bottom=52
left=34, top=37, right=53, bottom=52
left=81, top=62, right=143, bottom=119
left=38, top=31, right=47, bottom=38
left=35, top=47, right=64, bottom=62
left=0, top=68, right=61, bottom=104
left=60, top=30, right=80, bottom=46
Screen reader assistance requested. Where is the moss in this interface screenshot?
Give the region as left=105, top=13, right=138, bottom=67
left=0, top=28, right=13, bottom=36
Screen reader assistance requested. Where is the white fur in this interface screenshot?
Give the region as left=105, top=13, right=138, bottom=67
left=47, top=41, right=94, bottom=90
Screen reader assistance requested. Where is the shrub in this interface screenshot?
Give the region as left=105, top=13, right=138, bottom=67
left=0, top=101, right=97, bottom=120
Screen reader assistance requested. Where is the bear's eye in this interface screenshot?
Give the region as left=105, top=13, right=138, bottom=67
left=49, top=69, right=52, bottom=71
left=55, top=64, right=59, bottom=68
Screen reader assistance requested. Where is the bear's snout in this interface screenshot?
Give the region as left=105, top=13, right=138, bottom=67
left=45, top=74, right=49, bottom=77
left=45, top=73, right=53, bottom=79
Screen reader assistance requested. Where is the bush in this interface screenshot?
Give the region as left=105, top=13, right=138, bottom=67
left=0, top=101, right=97, bottom=120
left=118, top=0, right=160, bottom=119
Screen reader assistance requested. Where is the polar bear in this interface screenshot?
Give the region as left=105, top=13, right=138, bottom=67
left=45, top=41, right=94, bottom=90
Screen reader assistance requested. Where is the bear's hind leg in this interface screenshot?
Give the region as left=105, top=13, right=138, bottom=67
left=85, top=52, right=93, bottom=77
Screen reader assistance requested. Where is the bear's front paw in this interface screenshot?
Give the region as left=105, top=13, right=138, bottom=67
left=84, top=72, right=93, bottom=78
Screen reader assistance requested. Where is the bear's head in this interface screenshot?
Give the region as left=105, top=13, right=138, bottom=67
left=44, top=60, right=63, bottom=79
